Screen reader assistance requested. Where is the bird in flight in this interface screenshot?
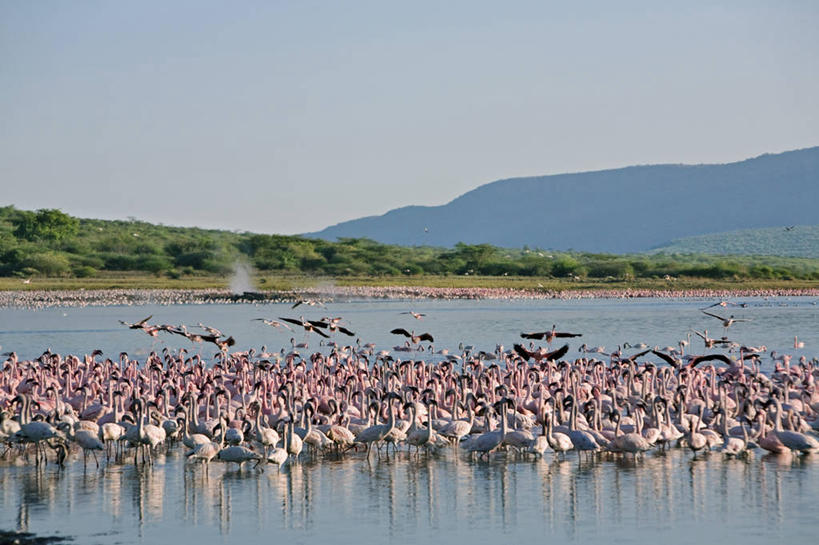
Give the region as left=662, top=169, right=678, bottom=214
left=700, top=301, right=740, bottom=310
left=692, top=329, right=733, bottom=348
left=513, top=343, right=569, bottom=362
left=309, top=318, right=355, bottom=337
left=400, top=311, right=426, bottom=320
left=390, top=329, right=434, bottom=343
left=651, top=349, right=733, bottom=369
left=253, top=318, right=293, bottom=331
left=197, top=322, right=224, bottom=338
left=119, top=315, right=153, bottom=330
left=701, top=310, right=751, bottom=329
left=291, top=298, right=326, bottom=309
left=278, top=317, right=330, bottom=338
left=520, top=325, right=582, bottom=344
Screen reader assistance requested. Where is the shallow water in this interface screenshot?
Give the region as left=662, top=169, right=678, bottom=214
left=1, top=296, right=817, bottom=365
left=1, top=448, right=817, bottom=545
left=1, top=296, right=818, bottom=544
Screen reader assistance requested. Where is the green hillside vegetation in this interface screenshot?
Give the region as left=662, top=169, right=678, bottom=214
left=2, top=206, right=819, bottom=282
left=650, top=225, right=819, bottom=258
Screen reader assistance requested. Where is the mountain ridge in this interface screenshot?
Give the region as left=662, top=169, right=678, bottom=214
left=650, top=225, right=819, bottom=258
left=305, top=146, right=819, bottom=253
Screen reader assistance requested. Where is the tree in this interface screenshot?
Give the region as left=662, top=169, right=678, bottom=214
left=12, top=209, right=79, bottom=242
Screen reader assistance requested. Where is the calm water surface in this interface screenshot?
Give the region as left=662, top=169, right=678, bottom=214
left=1, top=297, right=818, bottom=544
left=1, top=448, right=817, bottom=545
left=1, top=296, right=817, bottom=363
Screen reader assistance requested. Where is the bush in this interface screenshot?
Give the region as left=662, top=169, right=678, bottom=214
left=551, top=256, right=581, bottom=277
left=73, top=265, right=97, bottom=278
left=103, top=254, right=140, bottom=270
left=587, top=261, right=634, bottom=279
left=12, top=209, right=79, bottom=242
left=21, top=252, right=71, bottom=276
left=402, top=264, right=424, bottom=275
left=138, top=255, right=173, bottom=273
left=749, top=265, right=774, bottom=279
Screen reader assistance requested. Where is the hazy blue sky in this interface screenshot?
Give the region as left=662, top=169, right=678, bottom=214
left=2, top=1, right=817, bottom=234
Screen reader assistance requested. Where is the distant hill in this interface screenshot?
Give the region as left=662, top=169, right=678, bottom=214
left=649, top=225, right=819, bottom=258
left=306, top=147, right=819, bottom=253
left=3, top=205, right=818, bottom=282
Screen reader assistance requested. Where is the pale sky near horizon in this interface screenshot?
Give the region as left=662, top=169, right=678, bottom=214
left=1, top=1, right=818, bottom=235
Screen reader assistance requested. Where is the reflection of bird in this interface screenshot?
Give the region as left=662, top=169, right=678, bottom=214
left=701, top=310, right=750, bottom=330
left=390, top=329, right=434, bottom=343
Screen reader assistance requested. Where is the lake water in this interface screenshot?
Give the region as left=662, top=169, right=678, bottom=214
left=1, top=296, right=817, bottom=364
left=1, top=296, right=818, bottom=544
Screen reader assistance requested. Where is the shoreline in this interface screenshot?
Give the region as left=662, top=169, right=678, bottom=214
left=2, top=285, right=818, bottom=309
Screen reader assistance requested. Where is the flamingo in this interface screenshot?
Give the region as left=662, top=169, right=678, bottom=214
left=267, top=430, right=289, bottom=470
left=701, top=310, right=751, bottom=331
left=772, top=398, right=819, bottom=455
left=609, top=411, right=651, bottom=458
left=13, top=395, right=59, bottom=464
left=217, top=444, right=264, bottom=469
left=684, top=405, right=708, bottom=457
left=59, top=422, right=104, bottom=468
left=563, top=396, right=601, bottom=459
left=186, top=415, right=225, bottom=472
left=462, top=401, right=508, bottom=459
left=354, top=392, right=401, bottom=457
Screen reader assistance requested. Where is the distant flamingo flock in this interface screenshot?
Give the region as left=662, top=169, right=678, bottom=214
left=3, top=286, right=819, bottom=310
left=1, top=306, right=818, bottom=475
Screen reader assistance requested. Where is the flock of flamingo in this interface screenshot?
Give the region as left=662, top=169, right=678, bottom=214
left=4, top=285, right=818, bottom=311
left=1, top=304, right=818, bottom=477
